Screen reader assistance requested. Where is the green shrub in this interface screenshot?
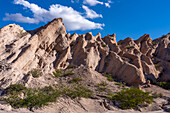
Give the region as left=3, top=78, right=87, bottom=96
left=53, top=69, right=62, bottom=77
left=117, top=42, right=121, bottom=45
left=97, top=81, right=108, bottom=92
left=152, top=92, right=163, bottom=98
left=102, top=73, right=114, bottom=82
left=126, top=46, right=133, bottom=49
left=67, top=64, right=76, bottom=69
left=71, top=77, right=83, bottom=83
left=29, top=69, right=42, bottom=78
left=97, top=81, right=108, bottom=87
left=64, top=71, right=74, bottom=76
left=5, top=84, right=27, bottom=95
left=156, top=81, right=170, bottom=90
left=5, top=86, right=61, bottom=109
left=102, top=44, right=107, bottom=47
left=152, top=42, right=156, bottom=45
left=107, top=87, right=153, bottom=109
left=4, top=83, right=93, bottom=110
left=65, top=85, right=93, bottom=98
left=115, top=82, right=123, bottom=87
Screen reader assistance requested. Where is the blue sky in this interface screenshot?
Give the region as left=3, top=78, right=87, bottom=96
left=1, top=0, right=170, bottom=41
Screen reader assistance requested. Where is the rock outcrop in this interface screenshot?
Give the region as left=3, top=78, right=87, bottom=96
left=0, top=18, right=170, bottom=88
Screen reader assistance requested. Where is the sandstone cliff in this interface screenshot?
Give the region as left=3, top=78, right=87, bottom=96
left=0, top=18, right=169, bottom=88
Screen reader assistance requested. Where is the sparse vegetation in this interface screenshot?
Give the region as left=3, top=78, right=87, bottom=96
left=97, top=81, right=108, bottom=87
left=5, top=84, right=27, bottom=95
left=115, top=82, right=123, bottom=87
left=64, top=71, right=75, bottom=76
left=97, top=81, right=108, bottom=92
left=152, top=41, right=156, bottom=45
left=117, top=42, right=121, bottom=45
left=107, top=87, right=153, bottom=109
left=156, top=81, right=170, bottom=90
left=102, top=44, right=107, bottom=47
left=67, top=64, right=76, bottom=69
left=29, top=68, right=42, bottom=78
left=152, top=92, right=163, bottom=98
left=3, top=83, right=93, bottom=110
left=71, top=77, right=83, bottom=83
left=102, top=73, right=114, bottom=82
left=126, top=46, right=133, bottom=49
left=65, top=85, right=93, bottom=98
left=53, top=69, right=62, bottom=77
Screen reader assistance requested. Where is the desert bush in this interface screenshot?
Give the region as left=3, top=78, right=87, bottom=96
left=67, top=64, right=76, bottom=69
left=4, top=83, right=93, bottom=110
left=64, top=71, right=75, bottom=76
left=53, top=69, right=62, bottom=77
left=97, top=81, right=108, bottom=87
left=102, top=44, right=107, bottom=47
left=102, top=73, right=114, bottom=82
left=115, top=82, right=123, bottom=87
left=65, top=85, right=93, bottom=98
left=5, top=86, right=61, bottom=109
left=156, top=81, right=170, bottom=90
left=107, top=87, right=153, bottom=109
left=29, top=68, right=42, bottom=78
left=71, top=77, right=83, bottom=83
left=5, top=84, right=27, bottom=95
left=152, top=92, right=163, bottom=98
left=152, top=41, right=156, bottom=45
left=126, top=46, right=133, bottom=49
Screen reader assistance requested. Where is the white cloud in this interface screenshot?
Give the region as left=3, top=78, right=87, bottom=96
left=3, top=13, right=39, bottom=24
left=82, top=5, right=102, bottom=19
left=105, top=0, right=112, bottom=8
left=71, top=0, right=79, bottom=3
left=4, top=0, right=104, bottom=31
left=105, top=3, right=110, bottom=8
left=83, top=0, right=103, bottom=6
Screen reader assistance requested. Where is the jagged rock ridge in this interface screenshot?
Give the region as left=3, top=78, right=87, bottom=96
left=0, top=18, right=170, bottom=88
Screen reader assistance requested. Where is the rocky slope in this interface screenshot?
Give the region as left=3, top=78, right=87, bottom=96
left=0, top=18, right=170, bottom=113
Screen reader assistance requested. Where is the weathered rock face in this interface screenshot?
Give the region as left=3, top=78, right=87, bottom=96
left=0, top=18, right=169, bottom=88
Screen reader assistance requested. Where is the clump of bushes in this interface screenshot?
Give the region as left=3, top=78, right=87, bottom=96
left=115, top=82, right=123, bottom=87
left=97, top=81, right=108, bottom=92
left=5, top=84, right=27, bottom=95
left=152, top=41, right=156, bottom=45
left=29, top=69, right=42, bottom=78
left=107, top=87, right=153, bottom=109
left=152, top=92, right=163, bottom=98
left=70, top=77, right=83, bottom=83
left=4, top=85, right=60, bottom=109
left=53, top=69, right=62, bottom=77
left=156, top=81, right=170, bottom=90
left=3, top=83, right=93, bottom=110
left=102, top=73, right=114, bottom=82
left=65, top=85, right=93, bottom=98
left=126, top=46, right=133, bottom=49
left=102, top=44, right=107, bottom=47
left=97, top=81, right=108, bottom=87
left=64, top=71, right=75, bottom=76
left=67, top=64, right=76, bottom=69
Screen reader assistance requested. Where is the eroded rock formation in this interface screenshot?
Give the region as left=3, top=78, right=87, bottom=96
left=0, top=18, right=170, bottom=88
